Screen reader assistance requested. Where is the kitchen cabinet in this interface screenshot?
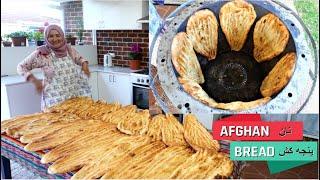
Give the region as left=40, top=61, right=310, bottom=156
left=1, top=83, right=41, bottom=121
left=88, top=72, right=98, bottom=100
left=83, top=0, right=148, bottom=30
left=98, top=72, right=132, bottom=105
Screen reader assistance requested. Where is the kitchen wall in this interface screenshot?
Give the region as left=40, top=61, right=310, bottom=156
left=61, top=1, right=148, bottom=69
left=61, top=1, right=92, bottom=45
left=96, top=30, right=149, bottom=68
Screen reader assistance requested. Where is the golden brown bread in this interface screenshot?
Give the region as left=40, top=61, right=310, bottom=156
left=170, top=150, right=234, bottom=179
left=2, top=97, right=236, bottom=179
left=187, top=9, right=218, bottom=60
left=70, top=135, right=151, bottom=179
left=102, top=141, right=166, bottom=179
left=253, top=13, right=289, bottom=62
left=260, top=52, right=296, bottom=97
left=117, top=110, right=150, bottom=135
left=178, top=77, right=218, bottom=107
left=41, top=126, right=119, bottom=164
left=161, top=114, right=188, bottom=147
left=220, top=0, right=256, bottom=51
left=139, top=146, right=193, bottom=179
left=216, top=97, right=272, bottom=111
left=171, top=32, right=205, bottom=84
left=183, top=114, right=220, bottom=152
left=102, top=105, right=137, bottom=124
left=24, top=120, right=110, bottom=151
left=146, top=114, right=165, bottom=141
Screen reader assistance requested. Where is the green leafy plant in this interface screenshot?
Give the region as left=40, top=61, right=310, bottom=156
left=76, top=17, right=84, bottom=42
left=2, top=34, right=11, bottom=42
left=8, top=31, right=29, bottom=38
left=65, top=34, right=75, bottom=39
left=33, top=31, right=44, bottom=41
left=128, top=43, right=143, bottom=60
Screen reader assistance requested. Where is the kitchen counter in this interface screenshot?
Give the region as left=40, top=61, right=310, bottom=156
left=1, top=65, right=143, bottom=86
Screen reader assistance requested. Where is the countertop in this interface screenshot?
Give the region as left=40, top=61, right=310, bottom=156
left=1, top=65, right=143, bottom=86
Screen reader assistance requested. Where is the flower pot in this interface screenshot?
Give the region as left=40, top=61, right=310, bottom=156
left=2, top=41, right=12, bottom=47
left=36, top=40, right=45, bottom=46
left=129, top=60, right=141, bottom=70
left=66, top=37, right=76, bottom=45
left=12, top=36, right=27, bottom=46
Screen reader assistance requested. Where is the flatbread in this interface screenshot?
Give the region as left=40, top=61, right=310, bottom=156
left=178, top=77, right=218, bottom=107
left=183, top=114, right=220, bottom=152
left=139, top=146, right=193, bottom=179
left=220, top=0, right=256, bottom=51
left=170, top=150, right=234, bottom=179
left=103, top=141, right=166, bottom=179
left=187, top=9, right=218, bottom=60
left=253, top=13, right=289, bottom=62
left=171, top=32, right=205, bottom=84
left=102, top=105, right=136, bottom=124
left=147, top=114, right=165, bottom=141
left=216, top=97, right=271, bottom=111
left=161, top=114, right=188, bottom=147
left=117, top=110, right=150, bottom=135
left=260, top=52, right=296, bottom=97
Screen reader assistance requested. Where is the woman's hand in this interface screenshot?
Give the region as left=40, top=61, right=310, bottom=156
left=28, top=75, right=43, bottom=94
left=82, top=62, right=90, bottom=78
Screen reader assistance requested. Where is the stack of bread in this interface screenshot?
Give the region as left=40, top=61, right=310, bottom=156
left=1, top=97, right=233, bottom=179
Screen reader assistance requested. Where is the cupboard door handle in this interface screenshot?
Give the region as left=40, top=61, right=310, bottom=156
left=109, top=75, right=112, bottom=82
left=113, top=75, right=116, bottom=83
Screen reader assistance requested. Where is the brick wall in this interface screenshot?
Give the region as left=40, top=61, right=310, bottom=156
left=61, top=1, right=148, bottom=68
left=61, top=1, right=92, bottom=45
left=96, top=30, right=149, bottom=69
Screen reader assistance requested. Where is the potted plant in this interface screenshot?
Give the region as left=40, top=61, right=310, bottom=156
left=65, top=34, right=76, bottom=45
left=2, top=34, right=12, bottom=47
left=9, top=31, right=28, bottom=46
left=128, top=43, right=142, bottom=70
left=33, top=31, right=45, bottom=46
left=76, top=17, right=84, bottom=45
left=27, top=31, right=35, bottom=46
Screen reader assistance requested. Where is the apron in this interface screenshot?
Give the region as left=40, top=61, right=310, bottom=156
left=41, top=51, right=91, bottom=110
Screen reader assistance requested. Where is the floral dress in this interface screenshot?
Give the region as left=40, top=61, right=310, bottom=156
left=17, top=47, right=91, bottom=110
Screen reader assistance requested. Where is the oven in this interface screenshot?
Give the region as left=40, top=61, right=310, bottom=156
left=131, top=70, right=150, bottom=109
left=132, top=83, right=150, bottom=109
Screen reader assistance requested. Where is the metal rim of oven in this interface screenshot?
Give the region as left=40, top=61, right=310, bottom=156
left=151, top=0, right=318, bottom=114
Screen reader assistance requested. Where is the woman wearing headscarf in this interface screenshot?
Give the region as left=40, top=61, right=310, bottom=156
left=17, top=24, right=91, bottom=110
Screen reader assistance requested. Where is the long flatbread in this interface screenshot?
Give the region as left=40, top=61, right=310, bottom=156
left=187, top=9, right=218, bottom=60
left=183, top=114, right=220, bottom=152
left=220, top=0, right=256, bottom=51
left=253, top=13, right=289, bottom=62
left=171, top=32, right=205, bottom=84
left=260, top=52, right=296, bottom=97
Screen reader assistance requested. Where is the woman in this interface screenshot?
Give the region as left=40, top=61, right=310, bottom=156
left=17, top=24, right=91, bottom=110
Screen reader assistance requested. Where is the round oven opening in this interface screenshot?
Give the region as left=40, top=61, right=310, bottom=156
left=171, top=0, right=297, bottom=109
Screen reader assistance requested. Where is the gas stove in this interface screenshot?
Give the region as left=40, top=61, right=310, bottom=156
left=130, top=69, right=150, bottom=86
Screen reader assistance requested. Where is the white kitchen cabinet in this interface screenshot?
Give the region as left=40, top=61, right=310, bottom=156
left=98, top=72, right=132, bottom=105
left=88, top=72, right=98, bottom=100
left=1, top=83, right=41, bottom=121
left=83, top=0, right=148, bottom=30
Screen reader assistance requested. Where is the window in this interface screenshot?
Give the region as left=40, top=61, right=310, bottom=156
left=1, top=0, right=63, bottom=36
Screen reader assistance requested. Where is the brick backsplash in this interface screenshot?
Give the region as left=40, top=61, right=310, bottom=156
left=97, top=30, right=149, bottom=69
left=61, top=1, right=92, bottom=45
left=61, top=1, right=148, bottom=69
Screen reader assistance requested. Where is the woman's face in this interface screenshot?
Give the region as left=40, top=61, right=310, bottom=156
left=47, top=29, right=64, bottom=48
